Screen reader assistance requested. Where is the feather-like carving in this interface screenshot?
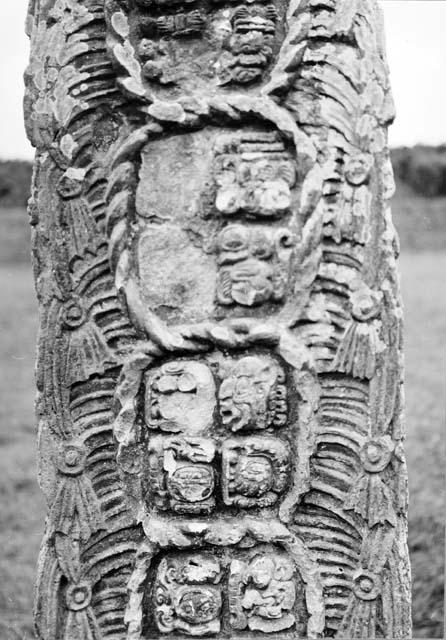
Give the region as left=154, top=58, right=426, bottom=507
left=50, top=444, right=106, bottom=543
left=333, top=319, right=383, bottom=380
left=333, top=284, right=384, bottom=379
left=344, top=435, right=397, bottom=527
left=336, top=596, right=378, bottom=639
left=56, top=168, right=104, bottom=263
left=64, top=580, right=101, bottom=640
left=337, top=526, right=395, bottom=638
left=60, top=298, right=117, bottom=387
left=65, top=320, right=116, bottom=386
left=64, top=608, right=102, bottom=640
left=35, top=537, right=64, bottom=640
left=344, top=472, right=396, bottom=528
left=50, top=475, right=106, bottom=543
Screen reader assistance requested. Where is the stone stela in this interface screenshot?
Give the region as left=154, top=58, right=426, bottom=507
left=24, top=0, right=411, bottom=639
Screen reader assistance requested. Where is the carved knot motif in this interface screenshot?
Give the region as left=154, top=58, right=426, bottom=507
left=61, top=298, right=87, bottom=330
left=56, top=443, right=87, bottom=476
left=360, top=436, right=394, bottom=473
left=66, top=581, right=93, bottom=611
left=352, top=570, right=381, bottom=601
left=350, top=283, right=382, bottom=322
left=344, top=435, right=398, bottom=527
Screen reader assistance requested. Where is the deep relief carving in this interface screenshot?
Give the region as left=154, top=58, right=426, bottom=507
left=26, top=0, right=411, bottom=638
left=219, top=355, right=287, bottom=432
left=145, top=361, right=216, bottom=434
left=217, top=4, right=279, bottom=85
left=148, top=436, right=216, bottom=514
left=222, top=436, right=290, bottom=507
left=154, top=554, right=223, bottom=635
left=216, top=224, right=295, bottom=306
left=213, top=131, right=297, bottom=218
left=229, top=552, right=296, bottom=632
left=105, top=0, right=286, bottom=102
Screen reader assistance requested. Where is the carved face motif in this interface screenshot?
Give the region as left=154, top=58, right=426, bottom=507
left=222, top=436, right=290, bottom=508
left=219, top=356, right=287, bottom=432
left=217, top=5, right=278, bottom=85
left=229, top=553, right=296, bottom=632
left=106, top=0, right=285, bottom=101
left=154, top=554, right=222, bottom=635
left=344, top=153, right=373, bottom=186
left=234, top=455, right=274, bottom=496
left=175, top=587, right=221, bottom=624
left=216, top=225, right=294, bottom=307
left=214, top=132, right=296, bottom=218
left=168, top=465, right=214, bottom=503
left=148, top=436, right=216, bottom=514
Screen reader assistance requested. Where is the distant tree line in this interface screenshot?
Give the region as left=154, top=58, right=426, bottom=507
left=0, top=160, right=33, bottom=207
left=0, top=147, right=445, bottom=207
left=391, top=145, right=446, bottom=197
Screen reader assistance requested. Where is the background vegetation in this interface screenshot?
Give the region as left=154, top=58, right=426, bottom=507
left=0, top=156, right=444, bottom=639
left=2, top=145, right=446, bottom=208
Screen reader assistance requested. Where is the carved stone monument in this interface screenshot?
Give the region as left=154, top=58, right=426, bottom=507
left=25, top=0, right=411, bottom=638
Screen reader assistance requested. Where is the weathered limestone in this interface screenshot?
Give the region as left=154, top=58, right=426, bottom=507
left=24, top=0, right=411, bottom=638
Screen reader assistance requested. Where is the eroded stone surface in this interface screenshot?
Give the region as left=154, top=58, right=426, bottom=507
left=25, top=0, right=411, bottom=638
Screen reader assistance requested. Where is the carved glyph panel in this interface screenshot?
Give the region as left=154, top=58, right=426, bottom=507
left=25, top=0, right=411, bottom=638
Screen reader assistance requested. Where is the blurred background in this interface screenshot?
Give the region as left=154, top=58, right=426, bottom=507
left=0, top=1, right=444, bottom=639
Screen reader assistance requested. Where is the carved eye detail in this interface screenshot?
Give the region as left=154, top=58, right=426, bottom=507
left=219, top=226, right=249, bottom=252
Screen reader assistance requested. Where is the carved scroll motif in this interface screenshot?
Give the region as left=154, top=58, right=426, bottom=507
left=25, top=0, right=411, bottom=638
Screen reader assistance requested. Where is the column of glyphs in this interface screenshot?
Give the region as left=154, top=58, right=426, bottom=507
left=25, top=0, right=411, bottom=638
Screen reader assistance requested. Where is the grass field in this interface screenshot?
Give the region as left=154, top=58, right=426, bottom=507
left=0, top=196, right=444, bottom=639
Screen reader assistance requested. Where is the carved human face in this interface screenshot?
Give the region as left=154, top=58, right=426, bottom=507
left=248, top=556, right=275, bottom=588
left=233, top=455, right=274, bottom=497
left=154, top=554, right=222, bottom=634
left=215, top=142, right=296, bottom=218
left=219, top=356, right=281, bottom=431
left=222, top=436, right=290, bottom=508
left=246, top=582, right=295, bottom=620
left=217, top=5, right=278, bottom=85
left=242, top=555, right=296, bottom=621
left=344, top=153, right=373, bottom=186
left=175, top=587, right=221, bottom=624
left=167, top=465, right=215, bottom=503
left=106, top=0, right=286, bottom=102
left=148, top=435, right=216, bottom=514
